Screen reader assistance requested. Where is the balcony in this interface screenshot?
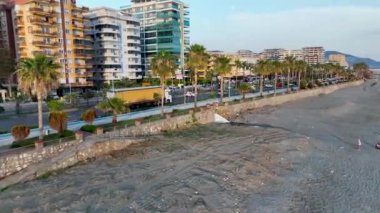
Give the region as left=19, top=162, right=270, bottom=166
left=30, top=18, right=56, bottom=25
left=32, top=41, right=59, bottom=47
left=26, top=0, right=59, bottom=5
left=74, top=53, right=92, bottom=58
left=72, top=34, right=84, bottom=38
left=29, top=7, right=57, bottom=16
left=72, top=14, right=83, bottom=20
left=74, top=64, right=92, bottom=69
left=16, top=20, right=24, bottom=27
left=32, top=51, right=58, bottom=57
left=32, top=30, right=58, bottom=37
left=72, top=23, right=84, bottom=29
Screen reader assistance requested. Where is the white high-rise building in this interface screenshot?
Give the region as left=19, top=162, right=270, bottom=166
left=84, top=7, right=143, bottom=85
left=122, top=0, right=190, bottom=75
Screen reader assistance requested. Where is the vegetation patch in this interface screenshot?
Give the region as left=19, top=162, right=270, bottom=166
left=10, top=130, right=75, bottom=149
left=80, top=125, right=97, bottom=133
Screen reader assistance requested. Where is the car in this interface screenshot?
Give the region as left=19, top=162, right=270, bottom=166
left=185, top=91, right=195, bottom=97
left=264, top=84, right=274, bottom=88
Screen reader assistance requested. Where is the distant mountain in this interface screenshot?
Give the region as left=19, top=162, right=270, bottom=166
left=325, top=51, right=380, bottom=69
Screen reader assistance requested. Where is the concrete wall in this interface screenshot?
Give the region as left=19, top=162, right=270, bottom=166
left=216, top=80, right=363, bottom=119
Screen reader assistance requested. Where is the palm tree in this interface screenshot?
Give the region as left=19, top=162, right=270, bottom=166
left=353, top=63, right=369, bottom=79
left=150, top=51, right=177, bottom=116
left=238, top=83, right=251, bottom=100
left=271, top=61, right=283, bottom=96
left=17, top=54, right=61, bottom=142
left=295, top=60, right=308, bottom=90
left=255, top=60, right=271, bottom=97
left=234, top=59, right=242, bottom=87
left=186, top=44, right=209, bottom=109
left=96, top=97, right=128, bottom=125
left=284, top=56, right=296, bottom=92
left=214, top=56, right=232, bottom=103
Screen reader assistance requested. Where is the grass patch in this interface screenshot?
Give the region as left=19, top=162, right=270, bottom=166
left=10, top=130, right=75, bottom=148
left=80, top=125, right=97, bottom=133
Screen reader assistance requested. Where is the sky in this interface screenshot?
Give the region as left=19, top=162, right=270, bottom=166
left=77, top=0, right=380, bottom=60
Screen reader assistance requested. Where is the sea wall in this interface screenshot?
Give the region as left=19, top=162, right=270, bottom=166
left=216, top=80, right=363, bottom=119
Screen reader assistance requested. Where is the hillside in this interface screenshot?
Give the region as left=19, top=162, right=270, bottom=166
left=325, top=51, right=380, bottom=69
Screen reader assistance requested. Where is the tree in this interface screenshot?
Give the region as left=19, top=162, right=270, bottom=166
left=234, top=59, right=242, bottom=86
left=284, top=56, right=296, bottom=92
left=214, top=56, right=232, bottom=103
left=186, top=44, right=209, bottom=109
left=255, top=60, right=271, bottom=97
left=238, top=83, right=251, bottom=100
left=150, top=51, right=177, bottom=116
left=353, top=63, right=369, bottom=79
left=17, top=54, right=61, bottom=142
left=81, top=109, right=97, bottom=125
left=96, top=97, right=128, bottom=125
left=47, top=100, right=64, bottom=112
left=270, top=61, right=283, bottom=96
left=47, top=100, right=67, bottom=135
left=82, top=90, right=95, bottom=106
left=48, top=112, right=67, bottom=134
left=153, top=92, right=161, bottom=106
left=295, top=60, right=308, bottom=91
left=64, top=93, right=79, bottom=107
left=11, top=125, right=30, bottom=142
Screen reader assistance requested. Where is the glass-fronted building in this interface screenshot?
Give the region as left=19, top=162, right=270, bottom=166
left=122, top=0, right=190, bottom=76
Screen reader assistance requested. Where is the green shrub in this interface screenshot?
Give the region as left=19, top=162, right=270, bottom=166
left=81, top=109, right=96, bottom=125
left=11, top=125, right=30, bottom=141
left=10, top=130, right=74, bottom=148
left=300, top=80, right=307, bottom=90
left=80, top=125, right=96, bottom=133
left=0, top=106, right=4, bottom=114
left=47, top=100, right=64, bottom=112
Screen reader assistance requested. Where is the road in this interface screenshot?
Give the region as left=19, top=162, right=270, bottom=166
left=0, top=89, right=286, bottom=146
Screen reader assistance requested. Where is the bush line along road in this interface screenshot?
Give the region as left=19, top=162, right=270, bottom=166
left=0, top=89, right=286, bottom=146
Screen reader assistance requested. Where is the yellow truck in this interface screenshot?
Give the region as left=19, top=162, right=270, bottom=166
left=107, top=86, right=172, bottom=109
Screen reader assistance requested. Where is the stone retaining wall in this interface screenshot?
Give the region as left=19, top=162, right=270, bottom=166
left=0, top=141, right=79, bottom=179
left=120, top=109, right=214, bottom=136
left=0, top=110, right=215, bottom=187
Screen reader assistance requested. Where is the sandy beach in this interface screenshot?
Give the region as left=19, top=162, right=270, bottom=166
left=1, top=80, right=379, bottom=212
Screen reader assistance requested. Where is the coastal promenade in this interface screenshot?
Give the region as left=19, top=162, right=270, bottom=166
left=0, top=80, right=373, bottom=212
left=0, top=89, right=286, bottom=146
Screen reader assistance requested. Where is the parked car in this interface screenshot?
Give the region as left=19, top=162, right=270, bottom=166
left=185, top=91, right=195, bottom=97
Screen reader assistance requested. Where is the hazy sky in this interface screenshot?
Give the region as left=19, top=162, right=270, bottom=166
left=77, top=0, right=380, bottom=60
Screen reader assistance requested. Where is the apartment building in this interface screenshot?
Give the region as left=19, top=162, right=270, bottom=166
left=262, top=48, right=285, bottom=61
left=302, top=46, right=325, bottom=65
left=122, top=0, right=190, bottom=75
left=13, top=0, right=93, bottom=89
left=329, top=53, right=348, bottom=68
left=0, top=1, right=15, bottom=51
left=280, top=49, right=304, bottom=61
left=84, top=7, right=143, bottom=85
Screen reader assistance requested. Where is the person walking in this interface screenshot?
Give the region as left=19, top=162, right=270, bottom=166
left=357, top=138, right=362, bottom=149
